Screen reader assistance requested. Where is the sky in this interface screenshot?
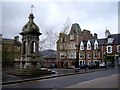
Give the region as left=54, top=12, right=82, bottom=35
left=1, top=0, right=119, bottom=50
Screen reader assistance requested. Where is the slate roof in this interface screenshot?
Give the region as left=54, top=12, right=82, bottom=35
left=20, top=13, right=42, bottom=35
left=2, top=38, right=21, bottom=45
left=79, top=33, right=120, bottom=47
left=89, top=38, right=107, bottom=46
left=97, top=39, right=107, bottom=46
left=107, top=34, right=120, bottom=45
left=69, top=23, right=82, bottom=34
left=2, top=38, right=14, bottom=43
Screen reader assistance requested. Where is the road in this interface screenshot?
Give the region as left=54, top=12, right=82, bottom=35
left=2, top=69, right=118, bottom=89
left=2, top=68, right=76, bottom=82
left=66, top=74, right=118, bottom=88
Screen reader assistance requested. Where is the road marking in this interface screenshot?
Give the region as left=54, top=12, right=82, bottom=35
left=78, top=74, right=118, bottom=85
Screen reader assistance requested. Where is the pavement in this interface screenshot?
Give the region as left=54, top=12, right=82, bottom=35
left=2, top=67, right=115, bottom=85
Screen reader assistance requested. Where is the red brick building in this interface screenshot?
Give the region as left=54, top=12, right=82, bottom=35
left=57, top=23, right=120, bottom=68
left=57, top=23, right=95, bottom=68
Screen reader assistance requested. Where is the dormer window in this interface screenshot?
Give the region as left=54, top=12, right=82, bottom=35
left=70, top=33, right=74, bottom=40
left=108, top=38, right=114, bottom=43
left=87, top=40, right=91, bottom=50
left=94, top=40, right=98, bottom=50
left=94, top=44, right=98, bottom=50
left=80, top=41, right=84, bottom=50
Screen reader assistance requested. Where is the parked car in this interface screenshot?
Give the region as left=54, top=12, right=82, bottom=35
left=74, top=67, right=80, bottom=72
left=99, top=62, right=105, bottom=68
left=106, top=62, right=112, bottom=66
left=88, top=62, right=97, bottom=69
left=80, top=64, right=88, bottom=69
left=70, top=65, right=75, bottom=69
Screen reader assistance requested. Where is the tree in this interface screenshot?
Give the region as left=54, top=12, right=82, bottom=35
left=39, top=17, right=71, bottom=51
left=61, top=17, right=71, bottom=34
left=39, top=38, right=47, bottom=51
left=39, top=29, right=58, bottom=51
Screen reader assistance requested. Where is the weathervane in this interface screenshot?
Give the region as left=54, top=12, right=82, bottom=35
left=106, top=27, right=108, bottom=30
left=31, top=5, right=35, bottom=13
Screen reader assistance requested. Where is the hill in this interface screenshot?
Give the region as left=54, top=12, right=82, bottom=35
left=39, top=49, right=56, bottom=57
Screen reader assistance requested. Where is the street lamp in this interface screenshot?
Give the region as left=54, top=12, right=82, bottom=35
left=104, top=52, right=106, bottom=69
left=75, top=44, right=79, bottom=69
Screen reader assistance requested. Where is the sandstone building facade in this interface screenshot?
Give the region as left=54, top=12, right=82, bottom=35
left=2, top=36, right=21, bottom=68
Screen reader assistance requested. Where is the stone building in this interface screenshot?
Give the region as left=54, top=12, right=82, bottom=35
left=57, top=23, right=120, bottom=68
left=2, top=36, right=21, bottom=68
left=43, top=52, right=57, bottom=68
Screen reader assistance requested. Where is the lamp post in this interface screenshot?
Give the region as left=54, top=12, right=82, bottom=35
left=115, top=54, right=118, bottom=68
left=75, top=45, right=79, bottom=69
left=104, top=52, right=106, bottom=69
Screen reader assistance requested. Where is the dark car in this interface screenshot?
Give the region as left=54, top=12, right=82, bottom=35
left=80, top=64, right=88, bottom=69
left=99, top=62, right=105, bottom=68
left=106, top=62, right=112, bottom=66
left=74, top=68, right=80, bottom=72
left=88, top=62, right=97, bottom=69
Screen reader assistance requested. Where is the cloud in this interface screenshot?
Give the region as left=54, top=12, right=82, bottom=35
left=1, top=1, right=118, bottom=50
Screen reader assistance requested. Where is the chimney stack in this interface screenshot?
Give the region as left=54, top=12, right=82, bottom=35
left=14, top=36, right=19, bottom=42
left=94, top=33, right=98, bottom=39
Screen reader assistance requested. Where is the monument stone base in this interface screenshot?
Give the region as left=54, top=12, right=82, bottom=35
left=6, top=68, right=55, bottom=76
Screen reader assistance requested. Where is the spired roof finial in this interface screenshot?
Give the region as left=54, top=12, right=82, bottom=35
left=20, top=5, right=42, bottom=36
left=31, top=5, right=35, bottom=13
left=106, top=27, right=107, bottom=30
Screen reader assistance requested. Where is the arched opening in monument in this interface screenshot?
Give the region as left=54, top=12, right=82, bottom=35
left=23, top=41, right=26, bottom=55
left=31, top=41, right=36, bottom=53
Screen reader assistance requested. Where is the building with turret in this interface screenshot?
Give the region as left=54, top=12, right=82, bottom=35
left=57, top=23, right=94, bottom=68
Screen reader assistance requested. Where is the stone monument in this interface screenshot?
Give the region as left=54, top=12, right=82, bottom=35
left=19, top=13, right=42, bottom=70
left=7, top=10, right=55, bottom=75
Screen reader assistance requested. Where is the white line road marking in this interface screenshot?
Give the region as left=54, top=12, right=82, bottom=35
left=65, top=74, right=118, bottom=88
left=78, top=74, right=118, bottom=85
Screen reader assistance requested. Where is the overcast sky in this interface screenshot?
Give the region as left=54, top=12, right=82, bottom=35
left=1, top=1, right=119, bottom=50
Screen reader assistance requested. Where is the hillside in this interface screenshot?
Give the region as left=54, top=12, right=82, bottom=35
left=39, top=49, right=56, bottom=57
